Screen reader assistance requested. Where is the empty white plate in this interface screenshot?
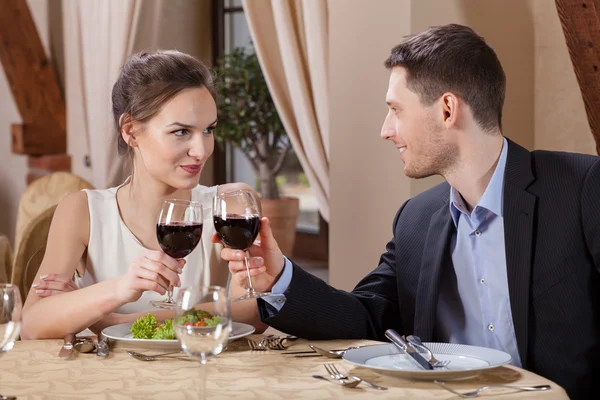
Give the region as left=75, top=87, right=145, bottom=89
left=342, top=342, right=511, bottom=380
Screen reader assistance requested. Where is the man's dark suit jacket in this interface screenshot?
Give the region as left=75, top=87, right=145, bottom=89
left=258, top=140, right=600, bottom=399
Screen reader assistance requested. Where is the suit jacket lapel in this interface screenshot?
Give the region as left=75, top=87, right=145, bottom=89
left=503, top=140, right=537, bottom=368
left=414, top=195, right=454, bottom=341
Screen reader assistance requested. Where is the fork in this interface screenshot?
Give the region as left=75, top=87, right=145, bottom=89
left=405, top=335, right=450, bottom=368
left=434, top=380, right=551, bottom=398
left=247, top=337, right=288, bottom=350
left=324, top=363, right=387, bottom=390
left=312, top=375, right=361, bottom=388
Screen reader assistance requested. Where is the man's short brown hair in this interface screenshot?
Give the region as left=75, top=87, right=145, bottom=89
left=384, top=24, right=506, bottom=132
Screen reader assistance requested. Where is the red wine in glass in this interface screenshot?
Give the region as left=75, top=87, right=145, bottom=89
left=157, top=222, right=204, bottom=259
left=151, top=199, right=204, bottom=309
left=213, top=214, right=259, bottom=251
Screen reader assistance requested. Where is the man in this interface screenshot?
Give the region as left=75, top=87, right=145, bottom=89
left=215, top=24, right=599, bottom=399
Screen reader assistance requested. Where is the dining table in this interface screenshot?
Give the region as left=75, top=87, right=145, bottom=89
left=0, top=330, right=568, bottom=400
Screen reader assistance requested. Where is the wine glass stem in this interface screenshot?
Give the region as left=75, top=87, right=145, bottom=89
left=166, top=285, right=174, bottom=303
left=244, top=252, right=255, bottom=293
left=199, top=356, right=207, bottom=400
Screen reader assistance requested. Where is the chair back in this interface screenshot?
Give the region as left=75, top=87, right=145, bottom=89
left=0, top=235, right=13, bottom=284
left=14, top=172, right=93, bottom=252
left=12, top=205, right=57, bottom=300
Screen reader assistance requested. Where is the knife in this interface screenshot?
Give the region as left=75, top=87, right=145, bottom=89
left=96, top=335, right=109, bottom=357
left=385, top=329, right=433, bottom=370
left=59, top=333, right=76, bottom=358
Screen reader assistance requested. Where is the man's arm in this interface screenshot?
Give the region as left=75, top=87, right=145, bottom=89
left=257, top=202, right=409, bottom=341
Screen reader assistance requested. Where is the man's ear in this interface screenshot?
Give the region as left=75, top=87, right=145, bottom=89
left=119, top=113, right=138, bottom=148
left=440, top=92, right=459, bottom=129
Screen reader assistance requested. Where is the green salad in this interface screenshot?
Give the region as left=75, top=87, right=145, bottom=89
left=130, top=310, right=222, bottom=340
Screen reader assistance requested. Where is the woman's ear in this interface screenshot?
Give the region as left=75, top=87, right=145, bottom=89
left=119, top=113, right=138, bottom=148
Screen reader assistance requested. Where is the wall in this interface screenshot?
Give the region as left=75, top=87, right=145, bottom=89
left=531, top=0, right=596, bottom=154
left=0, top=0, right=51, bottom=241
left=328, top=0, right=413, bottom=289
left=328, top=0, right=594, bottom=290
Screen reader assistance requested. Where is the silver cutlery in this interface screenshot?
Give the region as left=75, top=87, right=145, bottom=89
left=310, top=344, right=360, bottom=358
left=74, top=340, right=96, bottom=354
left=58, top=333, right=75, bottom=358
left=284, top=345, right=363, bottom=358
left=312, top=375, right=361, bottom=388
left=405, top=335, right=450, bottom=368
left=127, top=350, right=195, bottom=362
left=385, top=329, right=434, bottom=370
left=96, top=335, right=109, bottom=357
left=324, top=363, right=387, bottom=390
left=247, top=337, right=288, bottom=350
left=434, top=380, right=551, bottom=398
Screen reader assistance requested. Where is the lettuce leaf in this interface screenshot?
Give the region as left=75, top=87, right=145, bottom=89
left=130, top=314, right=157, bottom=339
left=152, top=319, right=175, bottom=340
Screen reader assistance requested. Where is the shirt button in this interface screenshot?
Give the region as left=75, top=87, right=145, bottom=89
left=488, top=324, right=495, bottom=332
left=480, top=278, right=486, bottom=285
left=475, top=231, right=481, bottom=237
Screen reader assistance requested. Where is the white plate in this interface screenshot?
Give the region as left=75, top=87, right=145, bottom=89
left=102, top=322, right=255, bottom=350
left=342, top=342, right=512, bottom=381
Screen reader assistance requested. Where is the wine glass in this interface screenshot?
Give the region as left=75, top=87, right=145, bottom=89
left=175, top=285, right=231, bottom=400
left=0, top=284, right=22, bottom=356
left=213, top=189, right=273, bottom=302
left=151, top=199, right=204, bottom=309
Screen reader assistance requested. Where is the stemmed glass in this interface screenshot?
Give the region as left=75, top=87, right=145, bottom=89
left=175, top=285, right=231, bottom=400
left=0, top=284, right=22, bottom=356
left=213, top=189, right=273, bottom=302
left=151, top=199, right=204, bottom=309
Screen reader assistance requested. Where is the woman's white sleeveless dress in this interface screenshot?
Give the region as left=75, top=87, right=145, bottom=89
left=74, top=183, right=228, bottom=315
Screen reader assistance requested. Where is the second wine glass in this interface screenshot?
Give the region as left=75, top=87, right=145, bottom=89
left=151, top=199, right=204, bottom=309
left=213, top=189, right=272, bottom=302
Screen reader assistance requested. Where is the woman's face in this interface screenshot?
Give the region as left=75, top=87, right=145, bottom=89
left=131, top=87, right=217, bottom=190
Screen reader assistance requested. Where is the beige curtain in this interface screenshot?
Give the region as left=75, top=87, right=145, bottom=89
left=242, top=0, right=330, bottom=222
left=62, top=0, right=143, bottom=189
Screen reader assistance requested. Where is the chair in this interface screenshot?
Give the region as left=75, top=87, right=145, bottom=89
left=12, top=205, right=57, bottom=301
left=0, top=235, right=13, bottom=284
left=14, top=172, right=93, bottom=253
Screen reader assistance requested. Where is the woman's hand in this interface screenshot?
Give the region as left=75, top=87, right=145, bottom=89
left=32, top=274, right=78, bottom=297
left=113, top=250, right=185, bottom=304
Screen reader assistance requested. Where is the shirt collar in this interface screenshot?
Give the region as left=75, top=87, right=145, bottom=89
left=449, top=137, right=508, bottom=226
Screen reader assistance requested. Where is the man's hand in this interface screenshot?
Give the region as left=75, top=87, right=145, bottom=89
left=212, top=217, right=285, bottom=292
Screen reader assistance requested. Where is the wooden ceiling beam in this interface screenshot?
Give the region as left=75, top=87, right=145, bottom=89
left=556, top=0, right=600, bottom=155
left=0, top=0, right=66, bottom=155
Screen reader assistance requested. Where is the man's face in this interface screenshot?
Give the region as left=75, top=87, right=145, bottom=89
left=381, top=67, right=457, bottom=178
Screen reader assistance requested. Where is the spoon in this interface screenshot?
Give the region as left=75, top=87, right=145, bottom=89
left=308, top=345, right=360, bottom=358
left=74, top=341, right=96, bottom=353
left=127, top=351, right=195, bottom=362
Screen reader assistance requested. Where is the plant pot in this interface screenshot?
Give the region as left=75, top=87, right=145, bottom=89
left=260, top=197, right=300, bottom=256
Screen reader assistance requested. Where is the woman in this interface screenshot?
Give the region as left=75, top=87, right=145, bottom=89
left=21, top=50, right=265, bottom=339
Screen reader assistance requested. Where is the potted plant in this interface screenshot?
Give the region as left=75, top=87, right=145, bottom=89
left=214, top=46, right=300, bottom=255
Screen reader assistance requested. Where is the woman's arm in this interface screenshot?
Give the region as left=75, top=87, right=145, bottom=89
left=21, top=192, right=126, bottom=339
left=22, top=192, right=184, bottom=339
